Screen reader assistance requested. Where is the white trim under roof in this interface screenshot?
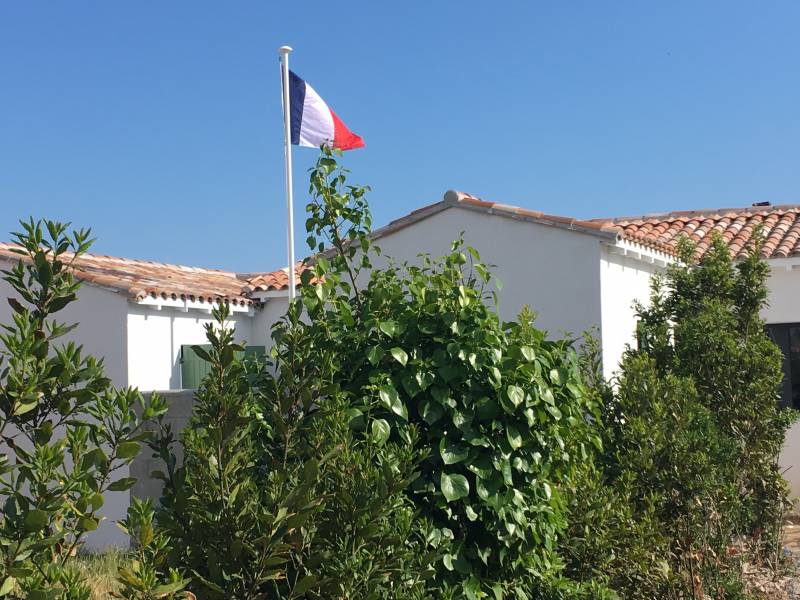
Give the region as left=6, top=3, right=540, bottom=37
left=251, top=289, right=291, bottom=301
left=605, top=238, right=676, bottom=268
left=136, top=296, right=255, bottom=316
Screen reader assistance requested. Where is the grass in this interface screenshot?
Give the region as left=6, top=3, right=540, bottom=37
left=75, top=550, right=125, bottom=599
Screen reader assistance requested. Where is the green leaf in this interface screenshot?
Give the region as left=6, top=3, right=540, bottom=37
left=540, top=386, right=555, bottom=405
left=345, top=407, right=365, bottom=430
left=378, top=320, right=397, bottom=337
left=442, top=554, right=454, bottom=571
left=467, top=455, right=493, bottom=479
left=546, top=404, right=562, bottom=420
left=367, top=345, right=383, bottom=366
left=492, top=583, right=504, bottom=600
left=475, top=396, right=500, bottom=421
left=116, top=441, right=141, bottom=459
left=390, top=347, right=408, bottom=366
left=24, top=509, right=48, bottom=532
left=439, top=439, right=469, bottom=465
left=152, top=580, right=188, bottom=596
left=0, top=577, right=16, bottom=597
left=440, top=472, right=470, bottom=502
left=520, top=346, right=536, bottom=362
left=371, top=419, right=391, bottom=446
left=506, top=425, right=523, bottom=450
left=292, top=574, right=317, bottom=597
left=420, top=399, right=444, bottom=425
left=191, top=345, right=212, bottom=363
left=379, top=385, right=408, bottom=420
left=78, top=516, right=98, bottom=531
left=550, top=368, right=566, bottom=386
left=12, top=400, right=38, bottom=417
left=506, top=385, right=524, bottom=408
left=108, top=477, right=137, bottom=492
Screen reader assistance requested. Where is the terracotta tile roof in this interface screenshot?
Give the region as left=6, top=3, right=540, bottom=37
left=0, top=243, right=296, bottom=306
left=240, top=264, right=307, bottom=293
left=594, top=205, right=800, bottom=260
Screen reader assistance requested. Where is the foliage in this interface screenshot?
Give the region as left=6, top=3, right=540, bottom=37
left=289, top=148, right=604, bottom=598
left=113, top=497, right=187, bottom=599
left=148, top=286, right=440, bottom=598
left=257, top=305, right=439, bottom=599
left=0, top=219, right=167, bottom=599
left=638, top=234, right=797, bottom=552
left=148, top=303, right=323, bottom=600
left=563, top=232, right=797, bottom=598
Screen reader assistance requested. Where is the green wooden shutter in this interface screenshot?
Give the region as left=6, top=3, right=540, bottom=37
left=180, top=344, right=213, bottom=390
left=180, top=344, right=266, bottom=389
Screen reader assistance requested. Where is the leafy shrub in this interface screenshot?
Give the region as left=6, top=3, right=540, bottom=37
left=148, top=303, right=323, bottom=599
left=114, top=497, right=187, bottom=599
left=149, top=298, right=436, bottom=599
left=288, top=149, right=604, bottom=598
left=639, top=234, right=796, bottom=552
left=563, top=232, right=797, bottom=598
left=0, top=220, right=167, bottom=599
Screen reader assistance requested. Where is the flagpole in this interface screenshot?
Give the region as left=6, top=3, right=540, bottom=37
left=279, top=45, right=297, bottom=300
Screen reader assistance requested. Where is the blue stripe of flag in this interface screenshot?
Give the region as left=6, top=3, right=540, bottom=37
left=288, top=70, right=305, bottom=146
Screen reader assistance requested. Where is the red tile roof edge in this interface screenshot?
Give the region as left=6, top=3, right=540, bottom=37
left=0, top=242, right=298, bottom=306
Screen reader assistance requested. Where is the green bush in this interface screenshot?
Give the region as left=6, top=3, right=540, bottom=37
left=288, top=149, right=605, bottom=598
left=0, top=220, right=167, bottom=599
left=639, top=234, right=796, bottom=551
left=562, top=232, right=797, bottom=598
left=149, top=299, right=436, bottom=599
left=148, top=303, right=323, bottom=599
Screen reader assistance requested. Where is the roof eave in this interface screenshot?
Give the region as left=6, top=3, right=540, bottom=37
left=444, top=191, right=620, bottom=242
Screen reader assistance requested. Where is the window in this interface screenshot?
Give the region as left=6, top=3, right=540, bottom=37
left=180, top=344, right=266, bottom=389
left=765, top=324, right=800, bottom=409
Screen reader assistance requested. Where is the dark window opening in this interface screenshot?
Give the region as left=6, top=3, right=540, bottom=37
left=765, top=323, right=800, bottom=410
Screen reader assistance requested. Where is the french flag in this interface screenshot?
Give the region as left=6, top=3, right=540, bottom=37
left=287, top=70, right=364, bottom=151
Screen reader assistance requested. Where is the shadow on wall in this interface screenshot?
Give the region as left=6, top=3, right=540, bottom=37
left=131, top=390, right=196, bottom=502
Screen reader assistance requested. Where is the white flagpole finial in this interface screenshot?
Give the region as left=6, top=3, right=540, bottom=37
left=278, top=45, right=293, bottom=55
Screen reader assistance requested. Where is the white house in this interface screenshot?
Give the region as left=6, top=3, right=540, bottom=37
left=2, top=191, right=800, bottom=547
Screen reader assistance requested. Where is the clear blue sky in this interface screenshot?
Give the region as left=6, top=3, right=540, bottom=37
left=2, top=2, right=798, bottom=272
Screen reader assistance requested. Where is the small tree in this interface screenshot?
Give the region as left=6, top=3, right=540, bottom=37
left=294, top=149, right=604, bottom=598
left=0, top=219, right=167, bottom=599
left=566, top=232, right=799, bottom=598
left=149, top=303, right=323, bottom=600
left=638, top=234, right=796, bottom=551
left=114, top=497, right=187, bottom=599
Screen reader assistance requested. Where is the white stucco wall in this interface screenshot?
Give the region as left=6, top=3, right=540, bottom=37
left=762, top=265, right=800, bottom=325
left=125, top=304, right=262, bottom=391
left=598, top=247, right=663, bottom=380
left=251, top=297, right=290, bottom=346
left=368, top=206, right=604, bottom=338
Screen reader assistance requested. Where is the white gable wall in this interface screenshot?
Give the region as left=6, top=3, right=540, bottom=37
left=598, top=247, right=662, bottom=379
left=369, top=206, right=604, bottom=338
